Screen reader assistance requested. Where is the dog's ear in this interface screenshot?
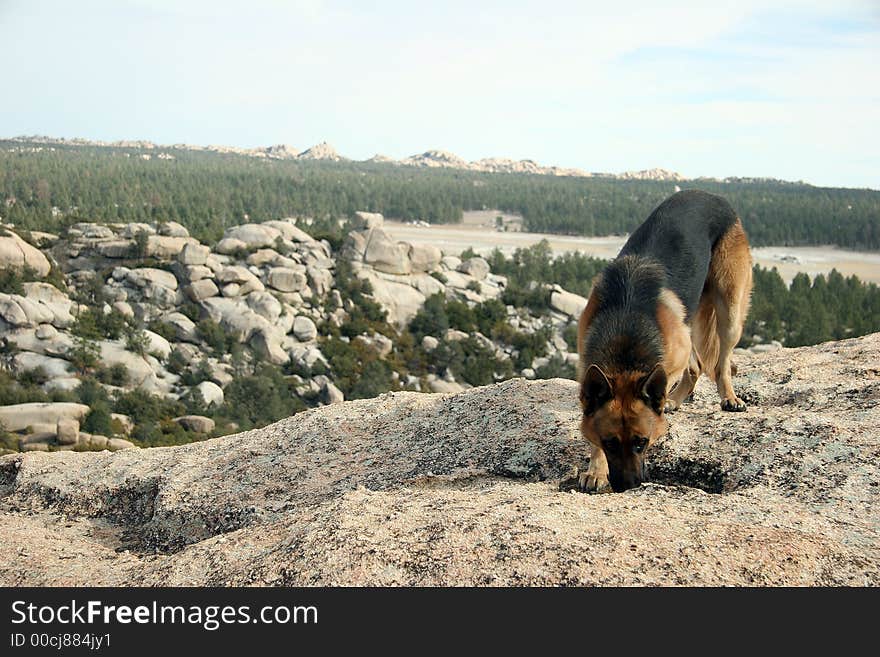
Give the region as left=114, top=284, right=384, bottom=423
left=582, top=364, right=613, bottom=415
left=640, top=364, right=667, bottom=415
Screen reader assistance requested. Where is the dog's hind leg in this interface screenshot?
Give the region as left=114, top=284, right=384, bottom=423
left=707, top=219, right=753, bottom=412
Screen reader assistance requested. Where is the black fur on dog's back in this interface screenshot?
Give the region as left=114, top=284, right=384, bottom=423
left=583, top=255, right=666, bottom=374
left=618, top=190, right=739, bottom=319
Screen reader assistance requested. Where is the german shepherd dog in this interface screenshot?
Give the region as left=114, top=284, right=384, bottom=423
left=576, top=190, right=752, bottom=493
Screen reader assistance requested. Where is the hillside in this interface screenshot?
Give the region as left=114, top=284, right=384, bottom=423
left=1, top=211, right=597, bottom=452
left=3, top=137, right=878, bottom=249
left=1, top=333, right=878, bottom=586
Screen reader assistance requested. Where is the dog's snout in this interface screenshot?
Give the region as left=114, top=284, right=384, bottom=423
left=609, top=469, right=642, bottom=492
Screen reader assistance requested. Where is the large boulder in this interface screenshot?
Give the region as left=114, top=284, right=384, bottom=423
left=97, top=240, right=134, bottom=258
left=183, top=265, right=213, bottom=282
left=146, top=236, right=198, bottom=260
left=223, top=224, right=282, bottom=249
left=441, top=270, right=476, bottom=290
left=292, top=316, right=318, bottom=342
left=288, top=345, right=328, bottom=371
left=351, top=211, right=384, bottom=230
left=0, top=402, right=89, bottom=433
left=261, top=220, right=314, bottom=244
left=35, top=324, right=57, bottom=340
left=69, top=223, right=114, bottom=240
left=245, top=249, right=281, bottom=267
left=22, top=283, right=75, bottom=328
left=13, top=352, right=71, bottom=378
left=126, top=268, right=178, bottom=291
left=249, top=328, right=289, bottom=365
left=267, top=267, right=307, bottom=292
left=7, top=295, right=54, bottom=327
left=163, top=312, right=199, bottom=343
left=0, top=285, right=75, bottom=330
left=0, top=230, right=51, bottom=276
left=157, top=221, right=190, bottom=238
left=216, top=266, right=264, bottom=294
left=196, top=381, right=224, bottom=407
left=457, top=256, right=490, bottom=280
left=245, top=291, right=282, bottom=322
left=185, top=279, right=219, bottom=302
left=142, top=330, right=172, bottom=360
left=357, top=269, right=426, bottom=327
left=306, top=266, right=333, bottom=296
left=108, top=438, right=137, bottom=451
left=214, top=237, right=247, bottom=255
left=98, top=341, right=157, bottom=388
left=173, top=415, right=215, bottom=434
left=178, top=243, right=210, bottom=266
left=441, top=255, right=462, bottom=270
left=56, top=419, right=79, bottom=446
left=342, top=230, right=368, bottom=261
left=363, top=229, right=412, bottom=275
left=550, top=288, right=588, bottom=319
left=409, top=244, right=442, bottom=273
left=3, top=327, right=73, bottom=358
left=428, top=378, right=466, bottom=393
left=319, top=380, right=345, bottom=405
left=0, top=295, right=34, bottom=327
left=121, top=223, right=156, bottom=238
left=201, top=297, right=273, bottom=341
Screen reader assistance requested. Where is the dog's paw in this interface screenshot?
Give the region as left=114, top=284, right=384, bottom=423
left=578, top=468, right=612, bottom=494
left=664, top=400, right=680, bottom=413
left=720, top=397, right=747, bottom=412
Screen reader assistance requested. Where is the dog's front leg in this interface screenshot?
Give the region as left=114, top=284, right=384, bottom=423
left=578, top=443, right=611, bottom=493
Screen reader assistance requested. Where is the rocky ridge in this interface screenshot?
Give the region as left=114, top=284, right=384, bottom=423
left=7, top=136, right=694, bottom=181
left=8, top=137, right=819, bottom=185
left=0, top=333, right=877, bottom=586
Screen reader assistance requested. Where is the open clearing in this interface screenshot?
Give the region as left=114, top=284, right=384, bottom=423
left=384, top=212, right=880, bottom=284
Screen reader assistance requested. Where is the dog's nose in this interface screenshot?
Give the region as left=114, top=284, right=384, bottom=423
left=622, top=475, right=642, bottom=491
left=609, top=472, right=642, bottom=492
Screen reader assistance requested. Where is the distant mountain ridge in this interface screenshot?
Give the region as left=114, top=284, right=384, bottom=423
left=5, top=135, right=806, bottom=185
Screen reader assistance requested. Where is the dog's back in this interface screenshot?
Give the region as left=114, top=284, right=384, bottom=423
left=618, top=190, right=739, bottom=319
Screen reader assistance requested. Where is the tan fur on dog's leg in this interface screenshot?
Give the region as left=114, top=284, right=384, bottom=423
left=656, top=288, right=691, bottom=397
left=578, top=443, right=611, bottom=493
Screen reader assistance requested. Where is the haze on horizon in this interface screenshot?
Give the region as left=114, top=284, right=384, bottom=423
left=1, top=0, right=878, bottom=189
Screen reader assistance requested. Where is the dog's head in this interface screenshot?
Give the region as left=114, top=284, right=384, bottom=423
left=579, top=363, right=668, bottom=492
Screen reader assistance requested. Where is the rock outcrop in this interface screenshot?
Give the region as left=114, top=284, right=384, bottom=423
left=0, top=402, right=90, bottom=433
left=0, top=230, right=51, bottom=276
left=1, top=334, right=877, bottom=586
left=342, top=213, right=508, bottom=326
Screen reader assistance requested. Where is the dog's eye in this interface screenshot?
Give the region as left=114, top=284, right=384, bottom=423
left=632, top=437, right=649, bottom=454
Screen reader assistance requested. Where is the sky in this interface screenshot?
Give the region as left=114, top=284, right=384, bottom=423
left=1, top=0, right=878, bottom=188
